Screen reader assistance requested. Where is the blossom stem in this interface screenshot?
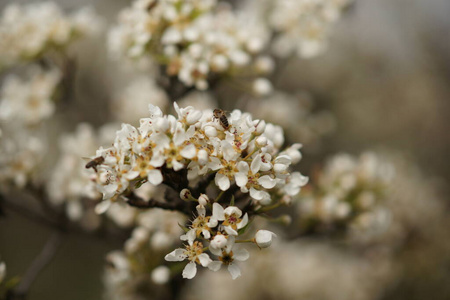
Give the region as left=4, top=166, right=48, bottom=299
left=243, top=148, right=259, bottom=160
left=214, top=190, right=225, bottom=203
left=257, top=202, right=283, bottom=213
left=235, top=239, right=255, bottom=244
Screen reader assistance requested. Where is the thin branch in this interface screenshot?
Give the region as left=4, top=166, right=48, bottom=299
left=125, top=192, right=191, bottom=215
left=11, top=232, right=64, bottom=300
left=1, top=195, right=128, bottom=244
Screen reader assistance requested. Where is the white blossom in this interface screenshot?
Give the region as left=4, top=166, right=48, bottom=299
left=254, top=230, right=277, bottom=248
left=0, top=66, right=61, bottom=126
left=91, top=103, right=306, bottom=210
left=208, top=236, right=249, bottom=280
left=268, top=0, right=352, bottom=58
left=165, top=240, right=212, bottom=279
left=0, top=2, right=103, bottom=68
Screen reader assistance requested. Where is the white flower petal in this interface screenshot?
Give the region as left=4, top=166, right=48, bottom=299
left=95, top=200, right=111, bottom=214
left=182, top=262, right=197, bottom=279
left=258, top=175, right=276, bottom=189
left=224, top=206, right=242, bottom=218
left=208, top=261, right=222, bottom=272
left=233, top=248, right=250, bottom=261
left=212, top=203, right=225, bottom=221
left=147, top=169, right=163, bottom=185
left=251, top=155, right=262, bottom=174
left=165, top=249, right=187, bottom=262
left=180, top=144, right=196, bottom=159
left=198, top=253, right=212, bottom=267
left=215, top=173, right=230, bottom=191
left=237, top=213, right=248, bottom=229
left=235, top=172, right=248, bottom=187
left=224, top=226, right=238, bottom=236
left=228, top=264, right=241, bottom=280
left=193, top=203, right=204, bottom=216
left=202, top=229, right=210, bottom=239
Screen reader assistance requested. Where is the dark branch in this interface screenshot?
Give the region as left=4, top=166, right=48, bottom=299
left=11, top=232, right=64, bottom=300
left=1, top=194, right=128, bottom=244
left=191, top=173, right=215, bottom=198
left=125, top=192, right=191, bottom=215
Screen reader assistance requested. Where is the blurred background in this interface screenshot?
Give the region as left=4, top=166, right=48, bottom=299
left=1, top=0, right=450, bottom=299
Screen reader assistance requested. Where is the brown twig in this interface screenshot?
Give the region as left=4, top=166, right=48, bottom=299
left=125, top=192, right=191, bottom=215
left=10, top=232, right=64, bottom=300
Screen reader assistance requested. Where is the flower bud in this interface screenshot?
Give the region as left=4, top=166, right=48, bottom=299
left=204, top=125, right=217, bottom=137
left=255, top=230, right=277, bottom=248
left=279, top=215, right=292, bottom=226
left=255, top=56, right=275, bottom=74
left=198, top=194, right=209, bottom=206
left=280, top=195, right=293, bottom=206
left=124, top=239, right=140, bottom=254
left=151, top=266, right=170, bottom=285
left=180, top=188, right=191, bottom=201
left=256, top=136, right=268, bottom=147
left=211, top=54, right=229, bottom=72
left=210, top=234, right=228, bottom=249
left=335, top=202, right=351, bottom=219
left=252, top=78, right=272, bottom=96
left=131, top=227, right=150, bottom=244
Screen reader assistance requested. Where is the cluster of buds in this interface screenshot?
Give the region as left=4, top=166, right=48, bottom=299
left=108, top=0, right=273, bottom=90
left=299, top=153, right=394, bottom=234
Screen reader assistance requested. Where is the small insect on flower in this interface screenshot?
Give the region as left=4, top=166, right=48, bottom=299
left=213, top=109, right=230, bottom=130
left=85, top=156, right=105, bottom=172
left=146, top=0, right=159, bottom=11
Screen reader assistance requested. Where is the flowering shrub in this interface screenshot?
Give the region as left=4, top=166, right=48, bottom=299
left=2, top=0, right=447, bottom=300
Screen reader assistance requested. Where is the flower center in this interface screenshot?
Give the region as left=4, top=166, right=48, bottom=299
left=219, top=251, right=234, bottom=265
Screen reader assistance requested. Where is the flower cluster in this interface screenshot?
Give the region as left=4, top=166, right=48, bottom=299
left=299, top=152, right=394, bottom=234
left=0, top=66, right=61, bottom=126
left=104, top=209, right=185, bottom=298
left=0, top=66, right=59, bottom=188
left=0, top=2, right=103, bottom=69
left=47, top=123, right=164, bottom=229
left=165, top=202, right=276, bottom=279
left=0, top=130, right=46, bottom=188
left=91, top=103, right=307, bottom=208
left=89, top=102, right=306, bottom=279
left=108, top=0, right=272, bottom=90
left=268, top=0, right=351, bottom=58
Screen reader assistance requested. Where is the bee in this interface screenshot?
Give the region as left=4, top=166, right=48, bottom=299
left=146, top=0, right=158, bottom=11
left=85, top=156, right=104, bottom=172
left=213, top=109, right=229, bottom=130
